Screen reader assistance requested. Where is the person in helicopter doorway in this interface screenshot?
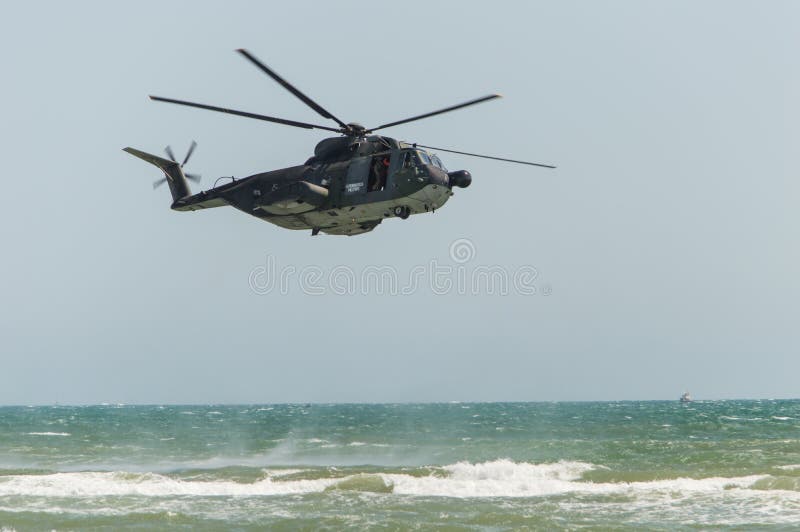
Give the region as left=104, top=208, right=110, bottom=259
left=369, top=156, right=389, bottom=191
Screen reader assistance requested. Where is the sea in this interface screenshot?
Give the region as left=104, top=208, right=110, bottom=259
left=1, top=401, right=799, bottom=530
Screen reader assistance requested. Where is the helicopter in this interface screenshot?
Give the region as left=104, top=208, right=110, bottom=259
left=124, top=49, right=554, bottom=236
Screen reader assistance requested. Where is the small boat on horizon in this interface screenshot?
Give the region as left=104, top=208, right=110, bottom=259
left=680, top=392, right=693, bottom=403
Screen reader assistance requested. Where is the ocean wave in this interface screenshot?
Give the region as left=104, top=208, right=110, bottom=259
left=383, top=459, right=595, bottom=498
left=0, top=459, right=794, bottom=501
left=264, top=468, right=306, bottom=479
left=324, top=473, right=393, bottom=493
left=25, top=432, right=70, bottom=437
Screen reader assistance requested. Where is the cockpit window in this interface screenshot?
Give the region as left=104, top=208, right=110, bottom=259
left=430, top=154, right=447, bottom=171
left=401, top=149, right=444, bottom=170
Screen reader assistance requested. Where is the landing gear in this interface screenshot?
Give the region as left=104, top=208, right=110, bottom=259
left=394, top=206, right=411, bottom=220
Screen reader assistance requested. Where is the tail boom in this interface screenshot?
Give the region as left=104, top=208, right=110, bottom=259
left=123, top=147, right=192, bottom=202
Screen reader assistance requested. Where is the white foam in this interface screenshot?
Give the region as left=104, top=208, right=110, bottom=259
left=0, top=471, right=336, bottom=497
left=26, top=432, right=70, bottom=436
left=388, top=459, right=598, bottom=497
left=388, top=464, right=776, bottom=499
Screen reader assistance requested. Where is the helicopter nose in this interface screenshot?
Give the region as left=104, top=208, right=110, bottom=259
left=448, top=170, right=472, bottom=188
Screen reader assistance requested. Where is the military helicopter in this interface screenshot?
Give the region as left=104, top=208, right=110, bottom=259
left=124, top=49, right=554, bottom=236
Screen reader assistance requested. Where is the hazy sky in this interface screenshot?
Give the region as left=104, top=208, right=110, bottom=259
left=1, top=1, right=797, bottom=404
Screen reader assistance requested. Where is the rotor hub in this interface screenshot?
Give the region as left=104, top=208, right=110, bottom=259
left=345, top=122, right=366, bottom=137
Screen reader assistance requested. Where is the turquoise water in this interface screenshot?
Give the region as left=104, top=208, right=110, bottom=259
left=1, top=401, right=800, bottom=530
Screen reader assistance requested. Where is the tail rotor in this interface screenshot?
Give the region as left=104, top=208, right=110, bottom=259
left=154, top=141, right=201, bottom=189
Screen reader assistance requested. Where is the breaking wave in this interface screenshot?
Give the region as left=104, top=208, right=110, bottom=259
left=0, top=459, right=796, bottom=500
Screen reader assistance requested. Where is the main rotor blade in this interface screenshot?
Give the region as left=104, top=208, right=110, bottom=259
left=149, top=96, right=343, bottom=133
left=414, top=144, right=556, bottom=168
left=182, top=140, right=197, bottom=167
left=368, top=94, right=502, bottom=133
left=236, top=49, right=349, bottom=130
left=185, top=173, right=201, bottom=183
left=164, top=145, right=177, bottom=162
left=153, top=177, right=168, bottom=189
